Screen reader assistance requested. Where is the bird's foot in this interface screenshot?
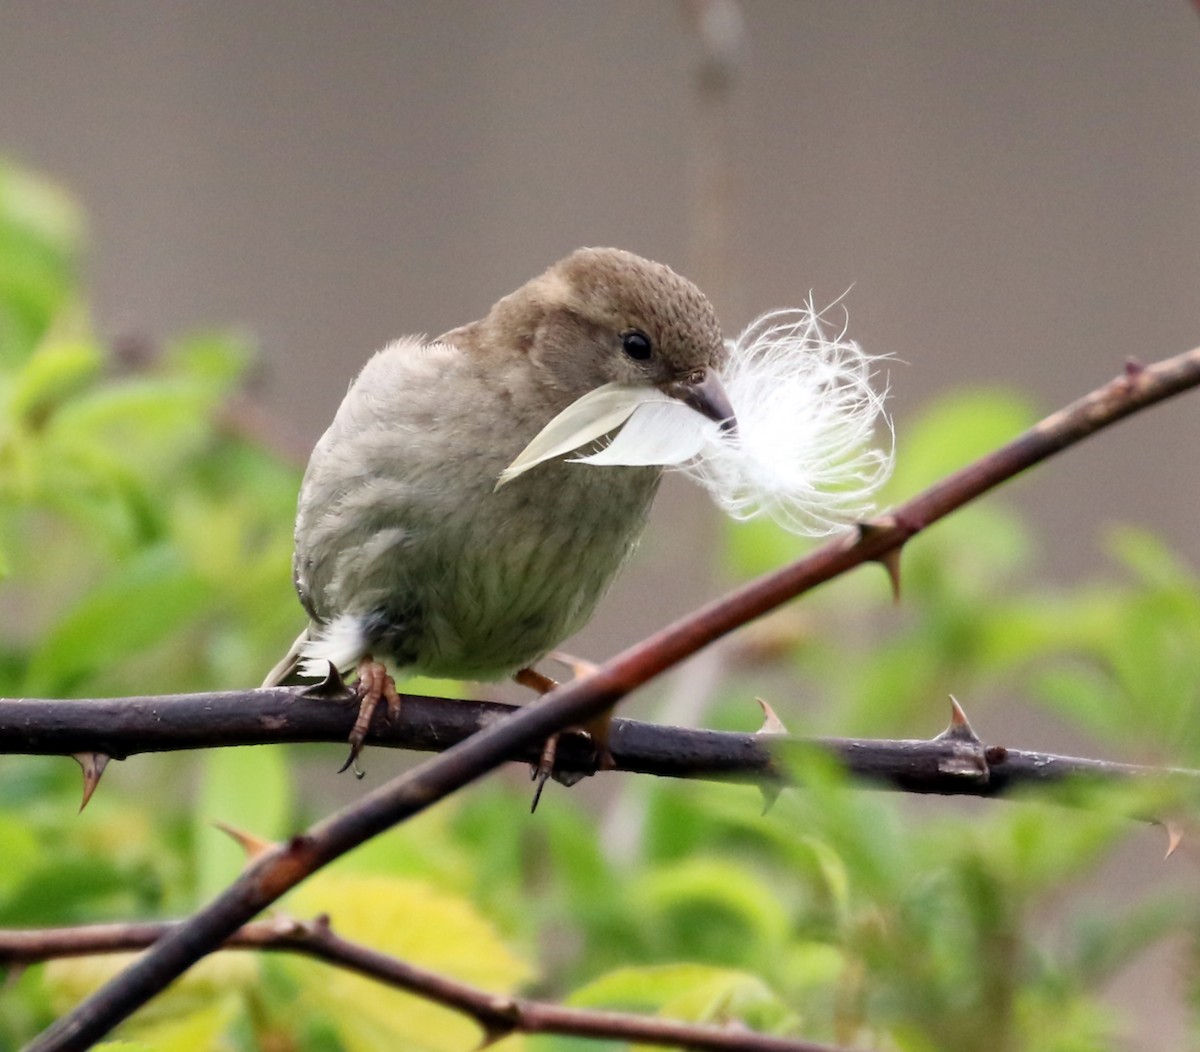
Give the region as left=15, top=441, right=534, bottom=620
left=514, top=665, right=614, bottom=810
left=338, top=655, right=401, bottom=778
left=515, top=667, right=562, bottom=811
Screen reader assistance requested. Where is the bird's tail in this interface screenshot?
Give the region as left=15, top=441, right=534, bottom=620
left=261, top=627, right=310, bottom=688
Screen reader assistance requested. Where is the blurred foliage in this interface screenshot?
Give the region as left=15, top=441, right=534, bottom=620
left=1, top=162, right=1198, bottom=1051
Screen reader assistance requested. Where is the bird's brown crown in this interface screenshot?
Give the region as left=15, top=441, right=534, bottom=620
left=547, top=247, right=723, bottom=366
left=448, top=247, right=726, bottom=401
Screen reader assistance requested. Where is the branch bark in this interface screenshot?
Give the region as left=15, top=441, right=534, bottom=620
left=25, top=345, right=1200, bottom=1051
left=2, top=918, right=845, bottom=1052
left=3, top=689, right=1196, bottom=801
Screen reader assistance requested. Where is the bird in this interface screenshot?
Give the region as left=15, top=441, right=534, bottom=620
left=262, top=247, right=736, bottom=799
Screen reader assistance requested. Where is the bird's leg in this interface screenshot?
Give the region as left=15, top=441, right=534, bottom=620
left=514, top=664, right=614, bottom=812
left=513, top=667, right=560, bottom=810
left=547, top=651, right=616, bottom=772
left=338, top=654, right=401, bottom=778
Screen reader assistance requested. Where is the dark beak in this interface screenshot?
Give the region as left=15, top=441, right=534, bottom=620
left=662, top=367, right=738, bottom=436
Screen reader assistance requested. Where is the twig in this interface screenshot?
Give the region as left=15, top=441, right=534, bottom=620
left=25, top=346, right=1200, bottom=1051
left=1, top=917, right=844, bottom=1052
left=2, top=690, right=1196, bottom=800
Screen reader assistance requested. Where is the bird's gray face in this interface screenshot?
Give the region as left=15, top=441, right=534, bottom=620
left=526, top=248, right=737, bottom=433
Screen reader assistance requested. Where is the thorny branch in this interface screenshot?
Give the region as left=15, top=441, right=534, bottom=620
left=1, top=918, right=845, bottom=1052
left=23, top=345, right=1200, bottom=1050
left=3, top=689, right=1198, bottom=806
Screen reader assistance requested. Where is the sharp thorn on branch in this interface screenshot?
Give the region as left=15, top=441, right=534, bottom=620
left=212, top=820, right=277, bottom=863
left=475, top=996, right=519, bottom=1049
left=754, top=697, right=789, bottom=736
left=476, top=1022, right=518, bottom=1051
left=759, top=784, right=783, bottom=815
left=753, top=700, right=788, bottom=813
left=856, top=518, right=904, bottom=601
left=1163, top=821, right=1183, bottom=859
left=301, top=661, right=349, bottom=699
left=931, top=697, right=990, bottom=781
left=938, top=695, right=982, bottom=745
left=878, top=547, right=903, bottom=603
left=73, top=752, right=111, bottom=812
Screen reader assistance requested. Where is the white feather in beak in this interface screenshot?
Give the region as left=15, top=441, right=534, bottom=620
left=500, top=304, right=893, bottom=535
left=495, top=384, right=675, bottom=488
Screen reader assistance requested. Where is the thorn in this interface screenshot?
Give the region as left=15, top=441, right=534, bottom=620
left=754, top=697, right=789, bottom=736
left=301, top=661, right=348, bottom=698
left=856, top=520, right=904, bottom=601
left=1164, top=821, right=1183, bottom=859
left=1124, top=357, right=1145, bottom=378
left=938, top=695, right=982, bottom=745
left=475, top=996, right=519, bottom=1049
left=877, top=547, right=902, bottom=603
left=73, top=752, right=111, bottom=812
left=754, top=700, right=787, bottom=813
left=3, top=963, right=27, bottom=989
left=212, top=821, right=277, bottom=862
left=759, top=783, right=782, bottom=815
left=931, top=696, right=989, bottom=781
left=476, top=1022, right=518, bottom=1050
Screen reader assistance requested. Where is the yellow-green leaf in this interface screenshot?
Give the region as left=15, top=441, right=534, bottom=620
left=279, top=874, right=533, bottom=1052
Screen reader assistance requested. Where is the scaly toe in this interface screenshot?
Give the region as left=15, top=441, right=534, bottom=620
left=337, top=655, right=397, bottom=777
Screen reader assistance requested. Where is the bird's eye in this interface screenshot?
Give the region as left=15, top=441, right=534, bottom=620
left=621, top=330, right=653, bottom=361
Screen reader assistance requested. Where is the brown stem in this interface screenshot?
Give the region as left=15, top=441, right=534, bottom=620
left=2, top=689, right=1196, bottom=799
left=25, top=345, right=1200, bottom=1052
left=0, top=918, right=844, bottom=1052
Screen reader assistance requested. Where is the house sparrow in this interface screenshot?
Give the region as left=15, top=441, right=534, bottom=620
left=263, top=248, right=736, bottom=793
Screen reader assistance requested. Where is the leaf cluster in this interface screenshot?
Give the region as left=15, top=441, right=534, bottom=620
left=2, top=163, right=1198, bottom=1051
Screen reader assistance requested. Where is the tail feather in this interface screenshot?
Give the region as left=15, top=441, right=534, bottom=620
left=261, top=627, right=310, bottom=688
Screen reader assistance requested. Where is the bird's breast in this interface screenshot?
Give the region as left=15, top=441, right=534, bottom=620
left=409, top=458, right=661, bottom=679
left=294, top=341, right=663, bottom=680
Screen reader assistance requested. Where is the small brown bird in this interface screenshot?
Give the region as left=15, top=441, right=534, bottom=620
left=263, top=248, right=736, bottom=794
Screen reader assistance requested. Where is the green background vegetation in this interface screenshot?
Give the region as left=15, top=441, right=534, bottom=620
left=1, top=164, right=1198, bottom=1051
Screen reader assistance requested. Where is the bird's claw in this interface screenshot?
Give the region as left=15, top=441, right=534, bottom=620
left=337, top=656, right=401, bottom=777
left=337, top=746, right=367, bottom=779
left=530, top=732, right=560, bottom=812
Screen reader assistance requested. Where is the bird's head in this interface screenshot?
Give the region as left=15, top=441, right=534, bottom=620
left=496, top=247, right=736, bottom=433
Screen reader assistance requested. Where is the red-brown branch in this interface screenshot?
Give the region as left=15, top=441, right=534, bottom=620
left=26, top=346, right=1200, bottom=1051
left=0, top=918, right=845, bottom=1052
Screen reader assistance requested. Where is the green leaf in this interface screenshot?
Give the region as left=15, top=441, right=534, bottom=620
left=637, top=857, right=791, bottom=963
left=569, top=963, right=800, bottom=1045
left=24, top=545, right=211, bottom=694
left=44, top=951, right=256, bottom=1048
left=277, top=874, right=533, bottom=1052
left=6, top=339, right=102, bottom=424
left=885, top=388, right=1037, bottom=498
left=0, top=164, right=83, bottom=362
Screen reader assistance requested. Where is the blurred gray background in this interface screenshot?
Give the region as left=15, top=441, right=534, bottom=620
left=1, top=3, right=1196, bottom=600
left=2, top=3, right=1198, bottom=1044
